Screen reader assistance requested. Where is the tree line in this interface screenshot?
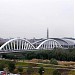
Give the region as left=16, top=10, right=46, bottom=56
left=2, top=48, right=75, bottom=61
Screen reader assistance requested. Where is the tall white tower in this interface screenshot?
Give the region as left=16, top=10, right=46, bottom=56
left=47, top=28, right=49, bottom=39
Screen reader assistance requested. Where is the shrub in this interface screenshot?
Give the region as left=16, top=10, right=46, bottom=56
left=17, top=66, right=23, bottom=74
left=38, top=67, right=45, bottom=75
left=8, top=61, right=16, bottom=72
left=0, top=63, right=4, bottom=70
left=53, top=69, right=61, bottom=75
left=26, top=66, right=34, bottom=75
left=50, top=58, right=58, bottom=65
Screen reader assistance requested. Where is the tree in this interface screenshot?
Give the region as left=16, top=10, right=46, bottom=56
left=53, top=69, right=61, bottom=75
left=38, top=67, right=44, bottom=75
left=50, top=58, right=58, bottom=65
left=8, top=61, right=15, bottom=72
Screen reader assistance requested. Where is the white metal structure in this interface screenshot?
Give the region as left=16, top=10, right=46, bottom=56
left=0, top=38, right=35, bottom=53
left=0, top=38, right=72, bottom=53
left=36, top=39, right=62, bottom=50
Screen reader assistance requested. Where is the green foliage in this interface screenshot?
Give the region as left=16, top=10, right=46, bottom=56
left=38, top=67, right=45, bottom=75
left=0, top=60, right=16, bottom=73
left=17, top=66, right=23, bottom=73
left=26, top=66, right=34, bottom=75
left=3, top=48, right=75, bottom=61
left=50, top=58, right=58, bottom=65
left=0, top=63, right=5, bottom=70
left=68, top=70, right=75, bottom=75
left=53, top=69, right=61, bottom=75
left=8, top=61, right=16, bottom=72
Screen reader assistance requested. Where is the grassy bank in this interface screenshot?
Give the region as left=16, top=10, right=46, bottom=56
left=0, top=59, right=75, bottom=75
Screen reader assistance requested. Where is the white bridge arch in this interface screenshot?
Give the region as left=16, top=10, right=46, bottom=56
left=0, top=38, right=35, bottom=53
left=36, top=39, right=62, bottom=50
left=0, top=38, right=63, bottom=53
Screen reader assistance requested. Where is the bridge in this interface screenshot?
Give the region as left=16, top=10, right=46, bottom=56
left=0, top=38, right=62, bottom=53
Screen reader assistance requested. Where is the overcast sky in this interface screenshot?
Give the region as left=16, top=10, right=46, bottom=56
left=0, top=0, right=74, bottom=39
